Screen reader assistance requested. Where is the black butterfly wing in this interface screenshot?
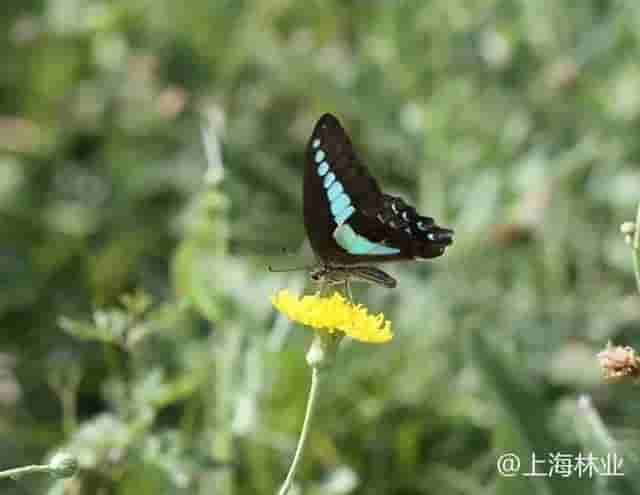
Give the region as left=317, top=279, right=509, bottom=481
left=303, top=113, right=453, bottom=265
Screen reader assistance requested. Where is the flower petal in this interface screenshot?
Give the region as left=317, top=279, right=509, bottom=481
left=271, top=290, right=393, bottom=344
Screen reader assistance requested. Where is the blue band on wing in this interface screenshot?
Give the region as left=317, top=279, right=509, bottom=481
left=327, top=181, right=344, bottom=201
left=334, top=205, right=355, bottom=225
left=333, top=224, right=400, bottom=255
left=317, top=162, right=329, bottom=176
left=323, top=172, right=336, bottom=189
left=330, top=193, right=351, bottom=216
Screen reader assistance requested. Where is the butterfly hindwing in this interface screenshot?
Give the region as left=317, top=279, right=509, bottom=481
left=303, top=113, right=453, bottom=266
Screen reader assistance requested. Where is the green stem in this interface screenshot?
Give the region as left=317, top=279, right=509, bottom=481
left=633, top=202, right=640, bottom=295
left=0, top=465, right=50, bottom=480
left=277, top=366, right=323, bottom=495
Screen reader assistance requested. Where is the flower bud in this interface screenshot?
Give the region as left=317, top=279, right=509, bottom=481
left=620, top=221, right=636, bottom=245
left=48, top=452, right=78, bottom=479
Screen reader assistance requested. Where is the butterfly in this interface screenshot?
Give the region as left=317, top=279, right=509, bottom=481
left=302, top=113, right=453, bottom=289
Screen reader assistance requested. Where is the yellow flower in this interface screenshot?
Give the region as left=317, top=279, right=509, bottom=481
left=271, top=290, right=393, bottom=344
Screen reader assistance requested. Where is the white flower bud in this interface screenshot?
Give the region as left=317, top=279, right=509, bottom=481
left=620, top=221, right=635, bottom=236
left=49, top=452, right=78, bottom=479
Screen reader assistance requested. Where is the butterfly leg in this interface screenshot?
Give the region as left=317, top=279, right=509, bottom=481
left=344, top=278, right=354, bottom=302
left=317, top=278, right=329, bottom=297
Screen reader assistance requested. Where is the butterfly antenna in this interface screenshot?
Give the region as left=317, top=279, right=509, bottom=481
left=267, top=264, right=316, bottom=273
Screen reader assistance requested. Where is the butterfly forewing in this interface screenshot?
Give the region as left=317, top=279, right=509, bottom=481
left=309, top=114, right=383, bottom=212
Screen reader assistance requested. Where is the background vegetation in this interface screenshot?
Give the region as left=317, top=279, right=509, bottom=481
left=1, top=1, right=639, bottom=493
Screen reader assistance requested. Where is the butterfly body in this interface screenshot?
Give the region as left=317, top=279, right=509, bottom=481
left=303, top=113, right=453, bottom=288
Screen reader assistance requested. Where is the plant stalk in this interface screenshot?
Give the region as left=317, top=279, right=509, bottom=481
left=0, top=465, right=50, bottom=480
left=633, top=202, right=640, bottom=295
left=277, top=365, right=323, bottom=495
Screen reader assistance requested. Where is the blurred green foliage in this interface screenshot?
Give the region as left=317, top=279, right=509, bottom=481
left=1, top=0, right=640, bottom=493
